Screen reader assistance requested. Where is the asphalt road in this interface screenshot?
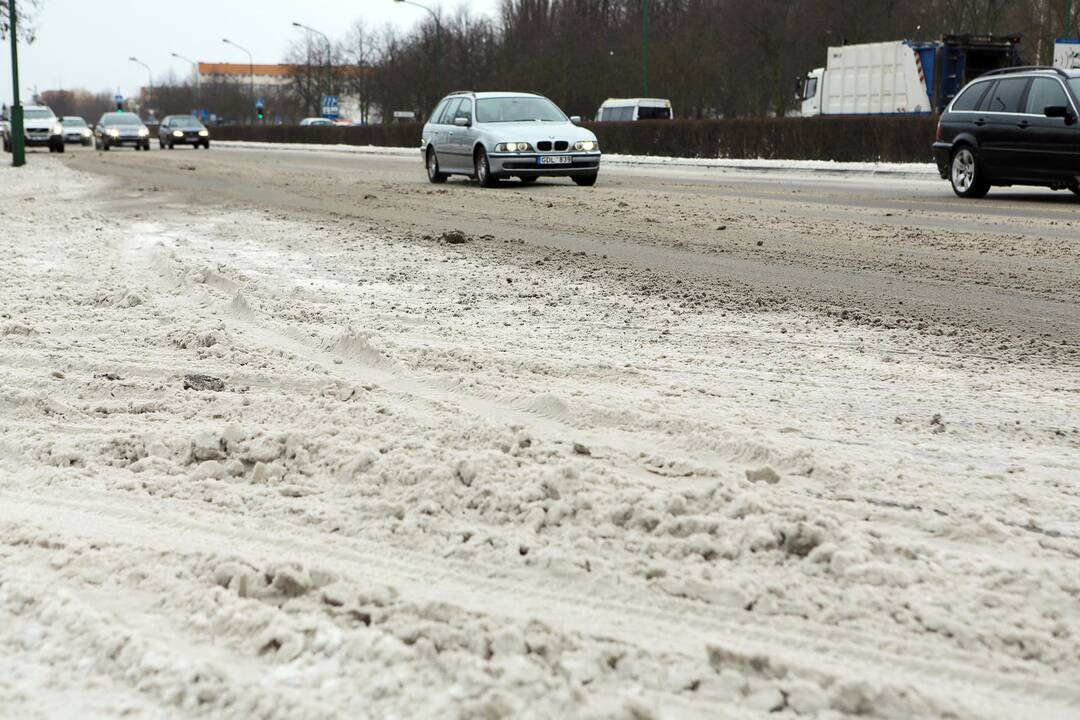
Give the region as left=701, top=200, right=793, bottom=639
left=61, top=144, right=1080, bottom=362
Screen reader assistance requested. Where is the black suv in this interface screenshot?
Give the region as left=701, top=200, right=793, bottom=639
left=933, top=67, right=1080, bottom=198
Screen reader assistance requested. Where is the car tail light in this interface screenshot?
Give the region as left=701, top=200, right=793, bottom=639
left=935, top=123, right=943, bottom=142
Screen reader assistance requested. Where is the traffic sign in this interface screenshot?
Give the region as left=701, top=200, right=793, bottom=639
left=321, top=95, right=340, bottom=119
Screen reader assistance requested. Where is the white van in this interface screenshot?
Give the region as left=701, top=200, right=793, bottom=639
left=595, top=98, right=673, bottom=122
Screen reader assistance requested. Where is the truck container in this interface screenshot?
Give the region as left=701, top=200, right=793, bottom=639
left=795, top=35, right=1023, bottom=116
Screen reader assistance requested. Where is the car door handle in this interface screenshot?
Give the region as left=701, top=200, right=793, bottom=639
left=1017, top=120, right=1029, bottom=128
left=974, top=118, right=987, bottom=126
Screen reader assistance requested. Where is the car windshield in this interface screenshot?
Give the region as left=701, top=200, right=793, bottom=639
left=63, top=117, right=87, bottom=127
left=476, top=97, right=565, bottom=123
left=171, top=117, right=203, bottom=128
left=104, top=114, right=142, bottom=125
left=24, top=108, right=54, bottom=119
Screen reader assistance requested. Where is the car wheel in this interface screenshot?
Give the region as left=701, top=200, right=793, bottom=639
left=56, top=143, right=65, bottom=154
left=144, top=141, right=151, bottom=151
left=103, top=140, right=110, bottom=152
left=158, top=139, right=164, bottom=149
left=426, top=147, right=447, bottom=183
left=203, top=141, right=210, bottom=149
left=1070, top=185, right=1080, bottom=197
left=475, top=147, right=499, bottom=188
left=572, top=173, right=598, bottom=187
left=949, top=146, right=989, bottom=199
left=519, top=176, right=538, bottom=184
left=169, top=142, right=174, bottom=150
left=83, top=138, right=92, bottom=147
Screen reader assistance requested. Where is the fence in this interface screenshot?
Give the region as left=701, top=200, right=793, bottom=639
left=211, top=116, right=939, bottom=163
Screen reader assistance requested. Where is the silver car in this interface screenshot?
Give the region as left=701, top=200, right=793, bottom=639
left=421, top=91, right=601, bottom=187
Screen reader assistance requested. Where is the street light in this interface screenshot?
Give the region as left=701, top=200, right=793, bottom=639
left=292, top=22, right=334, bottom=102
left=7, top=0, right=25, bottom=166
left=171, top=51, right=200, bottom=104
left=129, top=56, right=153, bottom=115
left=392, top=0, right=441, bottom=94
left=222, top=37, right=255, bottom=122
left=642, top=0, right=650, bottom=97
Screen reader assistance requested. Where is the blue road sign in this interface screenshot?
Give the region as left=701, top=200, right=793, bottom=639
left=114, top=94, right=124, bottom=104
left=321, top=95, right=340, bottom=119
left=255, top=98, right=265, bottom=110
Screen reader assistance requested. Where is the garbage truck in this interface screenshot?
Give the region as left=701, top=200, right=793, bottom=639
left=794, top=34, right=1023, bottom=116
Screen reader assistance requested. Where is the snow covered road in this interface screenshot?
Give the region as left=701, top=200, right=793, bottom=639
left=1, top=157, right=1079, bottom=719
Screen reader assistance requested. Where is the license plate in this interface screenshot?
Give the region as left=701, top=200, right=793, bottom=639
left=538, top=156, right=572, bottom=165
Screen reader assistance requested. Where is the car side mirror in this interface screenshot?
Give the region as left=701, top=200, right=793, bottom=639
left=454, top=116, right=470, bottom=127
left=570, top=115, right=582, bottom=125
left=1044, top=105, right=1076, bottom=124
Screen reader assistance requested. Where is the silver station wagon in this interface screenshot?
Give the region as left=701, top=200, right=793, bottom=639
left=421, top=91, right=601, bottom=187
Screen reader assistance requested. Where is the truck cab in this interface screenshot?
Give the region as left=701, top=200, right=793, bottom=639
left=794, top=68, right=824, bottom=116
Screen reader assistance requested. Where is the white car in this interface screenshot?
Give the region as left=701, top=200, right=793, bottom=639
left=299, top=117, right=335, bottom=127
left=1, top=105, right=65, bottom=153
left=62, top=116, right=93, bottom=146
left=595, top=98, right=673, bottom=122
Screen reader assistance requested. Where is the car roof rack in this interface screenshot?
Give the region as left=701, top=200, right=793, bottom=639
left=447, top=90, right=474, bottom=96
left=981, top=65, right=1069, bottom=78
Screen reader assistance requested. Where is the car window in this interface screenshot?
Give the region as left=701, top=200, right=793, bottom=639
left=475, top=97, right=566, bottom=123
left=637, top=106, right=671, bottom=120
left=105, top=114, right=142, bottom=125
left=984, top=78, right=1029, bottom=113
left=951, top=82, right=990, bottom=111
left=455, top=99, right=472, bottom=122
left=1025, top=78, right=1070, bottom=114
left=429, top=99, right=448, bottom=124
left=63, top=117, right=87, bottom=127
left=617, top=106, right=634, bottom=121
left=24, top=108, right=54, bottom=119
left=1070, top=78, right=1080, bottom=103
left=171, top=117, right=203, bottom=129
left=438, top=99, right=461, bottom=125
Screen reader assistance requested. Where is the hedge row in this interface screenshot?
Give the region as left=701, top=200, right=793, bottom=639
left=211, top=116, right=939, bottom=163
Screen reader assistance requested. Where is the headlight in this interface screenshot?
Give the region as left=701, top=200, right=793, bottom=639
left=138, top=128, right=149, bottom=137
left=198, top=130, right=209, bottom=137
left=52, top=124, right=64, bottom=134
left=81, top=128, right=91, bottom=137
left=495, top=142, right=532, bottom=152
left=173, top=130, right=184, bottom=137
left=107, top=128, right=121, bottom=137
left=574, top=140, right=598, bottom=152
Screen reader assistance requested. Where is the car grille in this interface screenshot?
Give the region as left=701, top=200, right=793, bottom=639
left=535, top=141, right=571, bottom=152
left=27, top=129, right=48, bottom=137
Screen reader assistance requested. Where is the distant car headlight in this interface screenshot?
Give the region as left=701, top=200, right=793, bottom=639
left=81, top=128, right=91, bottom=137
left=574, top=140, right=598, bottom=152
left=138, top=128, right=149, bottom=137
left=495, top=142, right=533, bottom=152
left=173, top=130, right=184, bottom=137
left=52, top=124, right=64, bottom=135
left=198, top=130, right=209, bottom=137
left=107, top=128, right=121, bottom=137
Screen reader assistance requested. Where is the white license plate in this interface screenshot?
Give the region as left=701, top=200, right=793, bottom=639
left=538, top=156, right=572, bottom=165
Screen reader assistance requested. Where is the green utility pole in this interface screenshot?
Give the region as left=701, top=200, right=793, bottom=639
left=8, top=0, right=25, bottom=166
left=642, top=0, right=650, bottom=96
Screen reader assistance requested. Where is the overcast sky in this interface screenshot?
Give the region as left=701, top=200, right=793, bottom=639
left=1, top=0, right=499, bottom=102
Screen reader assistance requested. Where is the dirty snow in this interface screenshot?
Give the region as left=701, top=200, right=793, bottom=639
left=1, top=158, right=1078, bottom=719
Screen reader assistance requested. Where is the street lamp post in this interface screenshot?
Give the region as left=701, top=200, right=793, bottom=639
left=393, top=0, right=441, bottom=95
left=129, top=57, right=153, bottom=116
left=292, top=22, right=333, bottom=107
left=7, top=0, right=25, bottom=166
left=642, top=0, right=650, bottom=97
left=222, top=38, right=255, bottom=122
left=171, top=51, right=200, bottom=105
